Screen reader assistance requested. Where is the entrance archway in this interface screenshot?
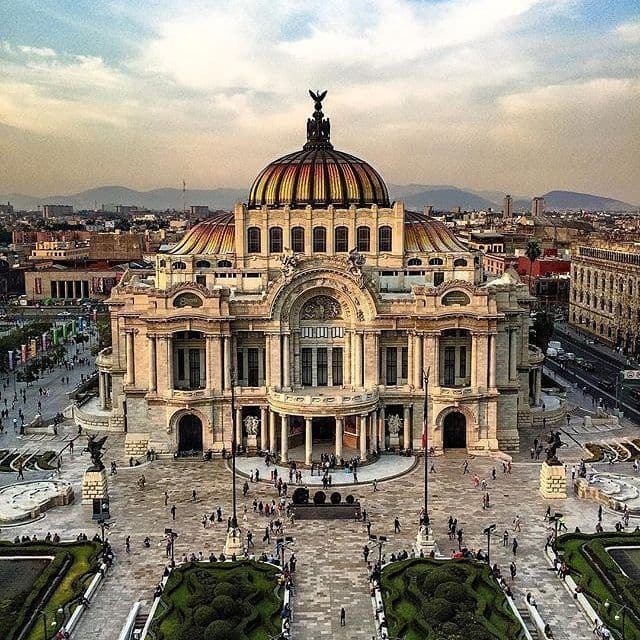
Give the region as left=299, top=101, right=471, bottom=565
left=314, top=417, right=335, bottom=441
left=443, top=411, right=466, bottom=449
left=178, top=414, right=203, bottom=452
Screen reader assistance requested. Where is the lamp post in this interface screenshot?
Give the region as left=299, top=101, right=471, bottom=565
left=549, top=512, right=563, bottom=556
left=164, top=528, right=178, bottom=567
left=224, top=370, right=244, bottom=557
left=483, top=524, right=496, bottom=568
left=368, top=534, right=387, bottom=567
left=605, top=600, right=629, bottom=640
left=276, top=536, right=295, bottom=568
left=97, top=518, right=110, bottom=545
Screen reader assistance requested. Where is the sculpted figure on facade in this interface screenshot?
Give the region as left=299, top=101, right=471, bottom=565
left=244, top=415, right=260, bottom=436
left=280, top=248, right=299, bottom=278
left=301, top=295, right=342, bottom=321
left=387, top=414, right=402, bottom=436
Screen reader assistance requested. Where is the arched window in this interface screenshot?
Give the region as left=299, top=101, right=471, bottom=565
left=586, top=270, right=591, bottom=286
left=356, top=226, right=370, bottom=252
left=453, top=258, right=468, bottom=267
left=407, top=258, right=422, bottom=266
left=217, top=259, right=232, bottom=268
left=247, top=227, right=261, bottom=253
left=313, top=227, right=327, bottom=253
left=291, top=226, right=305, bottom=253
left=195, top=260, right=211, bottom=268
left=269, top=227, right=283, bottom=253
left=429, top=257, right=444, bottom=266
left=334, top=226, right=348, bottom=252
left=378, top=226, right=392, bottom=252
left=172, top=261, right=186, bottom=270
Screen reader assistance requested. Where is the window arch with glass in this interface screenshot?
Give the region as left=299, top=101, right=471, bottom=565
left=356, top=226, right=370, bottom=252
left=313, top=227, right=327, bottom=253
left=269, top=227, right=283, bottom=253
left=378, top=226, right=392, bottom=252
left=291, top=227, right=305, bottom=253
left=247, top=227, right=261, bottom=253
left=334, top=226, right=348, bottom=252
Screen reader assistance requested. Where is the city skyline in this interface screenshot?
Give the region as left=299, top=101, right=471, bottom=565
left=2, top=0, right=639, bottom=203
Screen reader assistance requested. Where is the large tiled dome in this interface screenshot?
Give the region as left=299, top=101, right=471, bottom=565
left=248, top=91, right=390, bottom=209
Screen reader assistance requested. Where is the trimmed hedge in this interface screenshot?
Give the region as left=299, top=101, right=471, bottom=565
left=381, top=558, right=525, bottom=640
left=149, top=560, right=283, bottom=640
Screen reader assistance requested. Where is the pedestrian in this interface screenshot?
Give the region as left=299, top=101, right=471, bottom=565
left=503, top=530, right=509, bottom=546
left=491, top=467, right=496, bottom=480
left=513, top=515, right=522, bottom=532
left=125, top=536, right=131, bottom=553
left=509, top=561, right=517, bottom=580
left=512, top=537, right=518, bottom=556
left=571, top=465, right=576, bottom=480
left=394, top=517, right=401, bottom=533
left=164, top=491, right=169, bottom=506
left=192, top=489, right=197, bottom=502
left=598, top=505, right=603, bottom=522
left=373, top=478, right=378, bottom=492
left=17, top=463, right=24, bottom=480
left=462, top=459, right=469, bottom=474
left=363, top=545, right=370, bottom=562
left=340, top=606, right=346, bottom=627
left=430, top=462, right=436, bottom=473
left=171, top=504, right=176, bottom=521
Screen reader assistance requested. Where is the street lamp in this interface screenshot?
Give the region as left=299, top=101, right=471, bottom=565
left=276, top=536, right=295, bottom=568
left=97, top=518, right=110, bottom=545
left=548, top=512, right=563, bottom=556
left=483, top=524, right=496, bottom=568
left=164, top=528, right=178, bottom=567
left=224, top=370, right=244, bottom=557
left=605, top=600, right=629, bottom=640
left=368, top=534, right=388, bottom=567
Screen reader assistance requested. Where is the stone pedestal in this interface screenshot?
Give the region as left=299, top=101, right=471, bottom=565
left=389, top=433, right=400, bottom=449
left=82, top=469, right=108, bottom=506
left=539, top=461, right=567, bottom=499
left=223, top=526, right=245, bottom=558
left=414, top=525, right=438, bottom=557
left=247, top=434, right=258, bottom=456
left=125, top=433, right=149, bottom=458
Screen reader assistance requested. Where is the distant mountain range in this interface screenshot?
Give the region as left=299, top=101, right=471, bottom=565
left=0, top=185, right=636, bottom=213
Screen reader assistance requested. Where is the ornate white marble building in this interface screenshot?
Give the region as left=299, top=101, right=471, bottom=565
left=92, top=93, right=540, bottom=461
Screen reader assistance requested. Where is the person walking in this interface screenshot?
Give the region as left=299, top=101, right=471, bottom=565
left=512, top=537, right=518, bottom=557
left=503, top=530, right=509, bottom=547
left=373, top=479, right=378, bottom=492
left=363, top=545, right=370, bottom=562
left=513, top=515, right=522, bottom=532
left=171, top=504, right=176, bottom=521
left=164, top=491, right=169, bottom=506
left=125, top=536, right=131, bottom=553
left=394, top=517, right=401, bottom=533
left=192, top=489, right=197, bottom=502
left=340, top=606, right=346, bottom=627
left=598, top=504, right=603, bottom=522
left=509, top=561, right=517, bottom=580
left=462, top=459, right=469, bottom=474
left=17, top=463, right=24, bottom=481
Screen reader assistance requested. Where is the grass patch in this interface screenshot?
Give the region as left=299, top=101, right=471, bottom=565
left=380, top=558, right=525, bottom=640
left=148, top=560, right=284, bottom=640
left=0, top=541, right=101, bottom=640
left=585, top=443, right=606, bottom=462
left=35, top=451, right=57, bottom=470
left=558, top=532, right=640, bottom=639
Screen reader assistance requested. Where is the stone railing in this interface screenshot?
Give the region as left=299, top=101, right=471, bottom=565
left=268, top=386, right=379, bottom=416
left=436, top=386, right=475, bottom=398
left=96, top=346, right=113, bottom=369
left=528, top=344, right=545, bottom=366
left=72, top=402, right=121, bottom=432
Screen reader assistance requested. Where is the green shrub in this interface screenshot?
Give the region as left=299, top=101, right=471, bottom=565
left=214, top=582, right=243, bottom=600
left=434, top=581, right=473, bottom=609
left=205, top=619, right=237, bottom=640
left=421, top=597, right=455, bottom=623
left=193, top=605, right=217, bottom=628
left=210, top=595, right=240, bottom=620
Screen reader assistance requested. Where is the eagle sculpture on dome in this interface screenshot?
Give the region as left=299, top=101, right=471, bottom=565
left=306, top=89, right=331, bottom=146
left=309, top=89, right=327, bottom=109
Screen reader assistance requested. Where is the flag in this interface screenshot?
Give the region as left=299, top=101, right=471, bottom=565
left=421, top=368, right=430, bottom=450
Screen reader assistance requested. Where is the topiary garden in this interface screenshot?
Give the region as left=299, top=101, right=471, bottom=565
left=381, top=558, right=526, bottom=639
left=148, top=560, right=284, bottom=640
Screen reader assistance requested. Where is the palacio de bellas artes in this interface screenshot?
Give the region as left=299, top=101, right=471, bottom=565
left=92, top=92, right=541, bottom=461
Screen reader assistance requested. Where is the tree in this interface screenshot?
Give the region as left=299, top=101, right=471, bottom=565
left=532, top=312, right=555, bottom=352
left=525, top=240, right=542, bottom=294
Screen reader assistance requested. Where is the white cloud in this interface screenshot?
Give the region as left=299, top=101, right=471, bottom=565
left=616, top=19, right=640, bottom=43
left=18, top=45, right=56, bottom=57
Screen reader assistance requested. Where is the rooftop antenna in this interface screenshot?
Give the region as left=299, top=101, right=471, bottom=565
left=182, top=179, right=186, bottom=214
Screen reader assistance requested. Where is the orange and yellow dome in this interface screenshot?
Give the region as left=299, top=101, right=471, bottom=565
left=248, top=91, right=390, bottom=209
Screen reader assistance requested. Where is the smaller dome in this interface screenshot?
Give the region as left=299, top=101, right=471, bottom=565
left=404, top=212, right=467, bottom=252
left=168, top=213, right=234, bottom=255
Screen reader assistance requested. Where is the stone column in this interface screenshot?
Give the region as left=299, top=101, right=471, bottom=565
left=305, top=417, right=313, bottom=465
left=235, top=407, right=243, bottom=445
left=535, top=369, right=542, bottom=406
left=125, top=330, right=135, bottom=386
left=509, top=329, right=518, bottom=381
left=379, top=405, right=386, bottom=449
left=260, top=406, right=268, bottom=450
left=344, top=331, right=352, bottom=386
left=280, top=414, right=289, bottom=462
left=414, top=334, right=423, bottom=390
left=166, top=335, right=174, bottom=391
left=371, top=409, right=378, bottom=451
left=407, top=331, right=414, bottom=386
left=264, top=335, right=271, bottom=388
left=359, top=415, right=367, bottom=459
left=433, top=334, right=440, bottom=387
left=269, top=410, right=276, bottom=454
left=283, top=334, right=291, bottom=388
left=204, top=336, right=212, bottom=391
left=354, top=333, right=363, bottom=387
left=403, top=404, right=411, bottom=449
left=335, top=417, right=343, bottom=459
left=224, top=335, right=232, bottom=389
left=148, top=334, right=157, bottom=392
left=470, top=333, right=478, bottom=389
left=489, top=333, right=496, bottom=388
left=99, top=373, right=106, bottom=409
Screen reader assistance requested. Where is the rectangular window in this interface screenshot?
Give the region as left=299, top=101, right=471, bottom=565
left=332, top=347, right=343, bottom=385
left=236, top=349, right=244, bottom=381
left=386, top=347, right=397, bottom=385
left=247, top=348, right=259, bottom=386
left=444, top=346, right=456, bottom=386
left=195, top=275, right=206, bottom=286
left=401, top=346, right=408, bottom=380
left=302, top=348, right=313, bottom=386
left=459, top=345, right=467, bottom=378
left=189, top=348, right=201, bottom=389
left=317, top=347, right=328, bottom=385
left=434, top=271, right=445, bottom=286
left=177, top=348, right=185, bottom=380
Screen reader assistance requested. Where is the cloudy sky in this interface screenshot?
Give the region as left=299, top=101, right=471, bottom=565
left=2, top=0, right=639, bottom=202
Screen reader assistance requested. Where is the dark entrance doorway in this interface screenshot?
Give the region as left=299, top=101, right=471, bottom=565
left=443, top=411, right=466, bottom=449
left=314, top=417, right=335, bottom=441
left=178, top=414, right=203, bottom=452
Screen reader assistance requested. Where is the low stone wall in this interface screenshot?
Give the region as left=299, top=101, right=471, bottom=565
left=125, top=433, right=149, bottom=457
left=291, top=503, right=361, bottom=520
left=573, top=477, right=629, bottom=512
left=532, top=404, right=566, bottom=426
left=72, top=403, right=122, bottom=432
